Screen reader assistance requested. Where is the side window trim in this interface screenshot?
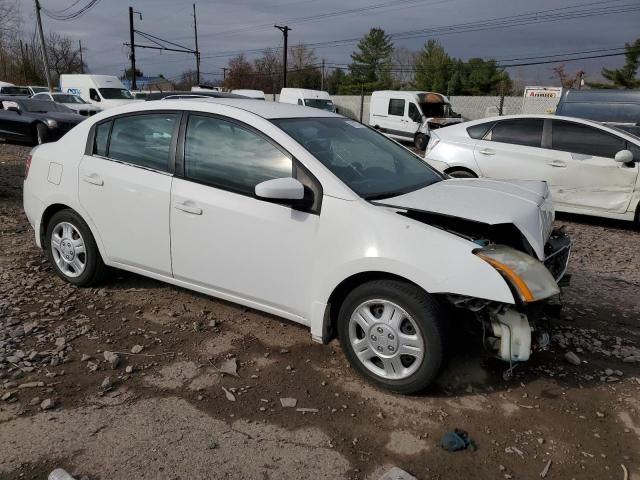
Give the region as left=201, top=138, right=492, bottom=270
left=87, top=110, right=181, bottom=175
left=388, top=99, right=405, bottom=116
left=177, top=111, right=323, bottom=215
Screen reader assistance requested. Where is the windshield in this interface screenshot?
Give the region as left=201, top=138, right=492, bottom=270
left=419, top=102, right=458, bottom=118
left=30, top=87, right=48, bottom=94
left=21, top=100, right=73, bottom=113
left=304, top=99, right=335, bottom=112
left=273, top=117, right=442, bottom=199
left=53, top=94, right=86, bottom=104
left=0, top=86, right=31, bottom=96
left=99, top=88, right=134, bottom=100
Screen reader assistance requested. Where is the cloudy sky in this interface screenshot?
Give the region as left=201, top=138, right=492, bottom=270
left=27, top=0, right=640, bottom=86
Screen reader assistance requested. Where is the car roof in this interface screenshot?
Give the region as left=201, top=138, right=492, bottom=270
left=138, top=98, right=340, bottom=119
left=146, top=91, right=244, bottom=100
left=561, top=88, right=640, bottom=103
left=463, top=113, right=606, bottom=127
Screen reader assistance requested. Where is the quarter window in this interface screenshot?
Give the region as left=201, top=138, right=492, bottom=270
left=93, top=121, right=111, bottom=156
left=388, top=99, right=405, bottom=116
left=467, top=122, right=495, bottom=140
left=184, top=115, right=292, bottom=195
left=552, top=120, right=626, bottom=158
left=489, top=119, right=544, bottom=147
left=107, top=113, right=178, bottom=171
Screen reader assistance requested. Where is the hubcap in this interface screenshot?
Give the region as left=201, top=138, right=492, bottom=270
left=50, top=222, right=86, bottom=278
left=348, top=299, right=424, bottom=380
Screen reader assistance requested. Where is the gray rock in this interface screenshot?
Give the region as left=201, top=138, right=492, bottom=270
left=1, top=391, right=12, bottom=401
left=101, top=376, right=112, bottom=389
left=379, top=467, right=418, bottom=480
left=81, top=354, right=92, bottom=362
left=564, top=352, right=581, bottom=366
left=103, top=351, right=120, bottom=369
left=40, top=398, right=55, bottom=410
left=280, top=397, right=297, bottom=408
left=130, top=345, right=144, bottom=354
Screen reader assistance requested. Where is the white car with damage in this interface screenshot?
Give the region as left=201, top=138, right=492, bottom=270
left=23, top=99, right=570, bottom=393
left=425, top=114, right=640, bottom=223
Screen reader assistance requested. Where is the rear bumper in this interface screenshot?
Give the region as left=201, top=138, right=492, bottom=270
left=23, top=186, right=45, bottom=249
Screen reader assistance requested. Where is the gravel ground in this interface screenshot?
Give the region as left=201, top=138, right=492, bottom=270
left=0, top=142, right=639, bottom=480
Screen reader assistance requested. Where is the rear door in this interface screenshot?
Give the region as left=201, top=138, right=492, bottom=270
left=473, top=118, right=550, bottom=181
left=547, top=119, right=639, bottom=213
left=78, top=112, right=180, bottom=274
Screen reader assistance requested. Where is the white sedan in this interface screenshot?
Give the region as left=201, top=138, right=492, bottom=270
left=33, top=92, right=102, bottom=117
left=23, top=100, right=569, bottom=393
left=425, top=114, right=640, bottom=223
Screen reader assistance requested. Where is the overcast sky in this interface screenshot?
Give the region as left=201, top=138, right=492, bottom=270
left=27, top=0, right=640, bottom=86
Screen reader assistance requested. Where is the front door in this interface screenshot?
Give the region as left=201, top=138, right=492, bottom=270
left=170, top=113, right=320, bottom=318
left=384, top=98, right=413, bottom=140
left=473, top=118, right=550, bottom=182
left=78, top=112, right=179, bottom=275
left=547, top=120, right=639, bottom=213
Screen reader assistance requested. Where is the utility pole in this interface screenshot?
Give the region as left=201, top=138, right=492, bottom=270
left=193, top=3, right=200, bottom=84
left=321, top=59, right=325, bottom=91
left=19, top=40, right=27, bottom=83
left=79, top=40, right=84, bottom=74
left=222, top=67, right=229, bottom=81
left=129, top=6, right=137, bottom=90
left=35, top=0, right=53, bottom=92
left=274, top=25, right=291, bottom=88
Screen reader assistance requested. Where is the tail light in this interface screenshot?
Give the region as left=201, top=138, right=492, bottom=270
left=24, top=153, right=33, bottom=179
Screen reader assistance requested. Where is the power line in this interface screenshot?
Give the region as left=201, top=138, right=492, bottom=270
left=41, top=0, right=101, bottom=20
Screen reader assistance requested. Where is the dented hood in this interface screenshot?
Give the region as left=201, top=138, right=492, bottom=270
left=375, top=178, right=555, bottom=260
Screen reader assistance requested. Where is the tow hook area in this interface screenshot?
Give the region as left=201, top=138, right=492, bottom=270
left=489, top=308, right=532, bottom=363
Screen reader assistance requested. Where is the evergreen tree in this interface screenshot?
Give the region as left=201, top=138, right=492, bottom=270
left=588, top=38, right=640, bottom=89
left=341, top=28, right=393, bottom=93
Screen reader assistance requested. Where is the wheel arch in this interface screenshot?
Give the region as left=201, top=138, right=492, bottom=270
left=319, top=271, right=426, bottom=343
left=444, top=166, right=478, bottom=177
left=40, top=203, right=108, bottom=261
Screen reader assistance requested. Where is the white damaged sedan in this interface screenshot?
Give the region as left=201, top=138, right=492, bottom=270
left=23, top=99, right=570, bottom=393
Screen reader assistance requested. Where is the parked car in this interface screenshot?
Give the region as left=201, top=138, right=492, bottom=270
left=555, top=89, right=640, bottom=136
left=32, top=92, right=101, bottom=116
left=231, top=89, right=266, bottom=100
left=370, top=91, right=463, bottom=150
left=425, top=114, right=640, bottom=223
left=279, top=88, right=336, bottom=112
left=145, top=91, right=245, bottom=101
left=60, top=74, right=135, bottom=109
left=0, top=96, right=85, bottom=144
left=0, top=86, right=32, bottom=96
left=23, top=99, right=569, bottom=393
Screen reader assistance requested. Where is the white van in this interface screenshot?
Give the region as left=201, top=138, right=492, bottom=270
left=231, top=89, right=266, bottom=100
left=60, top=75, right=135, bottom=110
left=191, top=85, right=223, bottom=93
left=369, top=91, right=462, bottom=150
left=279, top=88, right=336, bottom=112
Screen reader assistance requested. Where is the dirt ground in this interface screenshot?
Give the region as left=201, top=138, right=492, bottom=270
left=1, top=142, right=639, bottom=480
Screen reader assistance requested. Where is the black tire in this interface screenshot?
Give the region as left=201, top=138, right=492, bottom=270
left=414, top=133, right=428, bottom=151
left=35, top=123, right=48, bottom=145
left=447, top=169, right=477, bottom=178
left=337, top=280, right=446, bottom=394
left=45, top=209, right=106, bottom=287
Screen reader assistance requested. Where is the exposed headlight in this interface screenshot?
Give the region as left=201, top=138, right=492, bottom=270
left=45, top=119, right=58, bottom=128
left=475, top=245, right=559, bottom=303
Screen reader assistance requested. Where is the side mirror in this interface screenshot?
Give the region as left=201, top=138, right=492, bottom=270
left=255, top=177, right=313, bottom=209
left=614, top=149, right=634, bottom=163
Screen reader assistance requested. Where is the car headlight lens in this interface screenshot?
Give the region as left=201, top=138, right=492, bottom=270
left=475, top=245, right=559, bottom=303
left=45, top=119, right=58, bottom=128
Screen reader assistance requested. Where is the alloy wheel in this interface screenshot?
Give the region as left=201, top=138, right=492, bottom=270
left=50, top=221, right=87, bottom=278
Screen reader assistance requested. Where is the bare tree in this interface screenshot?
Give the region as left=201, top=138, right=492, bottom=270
left=391, top=46, right=417, bottom=87
left=287, top=44, right=320, bottom=89
left=552, top=64, right=585, bottom=89
left=175, top=69, right=199, bottom=90
left=254, top=49, right=282, bottom=93
left=46, top=32, right=86, bottom=82
left=223, top=54, right=255, bottom=90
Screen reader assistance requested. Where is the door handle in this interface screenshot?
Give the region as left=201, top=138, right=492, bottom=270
left=547, top=160, right=567, bottom=168
left=174, top=201, right=203, bottom=215
left=478, top=149, right=495, bottom=155
left=82, top=174, right=104, bottom=186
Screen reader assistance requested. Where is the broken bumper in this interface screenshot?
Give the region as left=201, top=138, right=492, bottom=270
left=543, top=229, right=571, bottom=282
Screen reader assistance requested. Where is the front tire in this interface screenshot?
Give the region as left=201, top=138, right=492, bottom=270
left=338, top=280, right=446, bottom=394
left=35, top=123, right=48, bottom=145
left=414, top=133, right=428, bottom=151
left=45, top=209, right=106, bottom=286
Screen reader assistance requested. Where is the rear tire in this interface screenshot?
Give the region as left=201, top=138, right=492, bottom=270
left=35, top=123, right=48, bottom=145
left=414, top=133, right=428, bottom=151
left=45, top=209, right=106, bottom=286
left=337, top=280, right=446, bottom=394
left=447, top=168, right=477, bottom=178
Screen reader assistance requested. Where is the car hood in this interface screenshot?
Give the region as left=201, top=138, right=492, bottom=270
left=63, top=103, right=100, bottom=111
left=43, top=112, right=85, bottom=125
left=374, top=178, right=555, bottom=260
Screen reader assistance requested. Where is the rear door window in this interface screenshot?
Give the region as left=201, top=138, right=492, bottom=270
left=93, top=121, right=112, bottom=156
left=488, top=118, right=544, bottom=147
left=551, top=120, right=626, bottom=158
left=107, top=113, right=178, bottom=171
left=388, top=99, right=405, bottom=116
